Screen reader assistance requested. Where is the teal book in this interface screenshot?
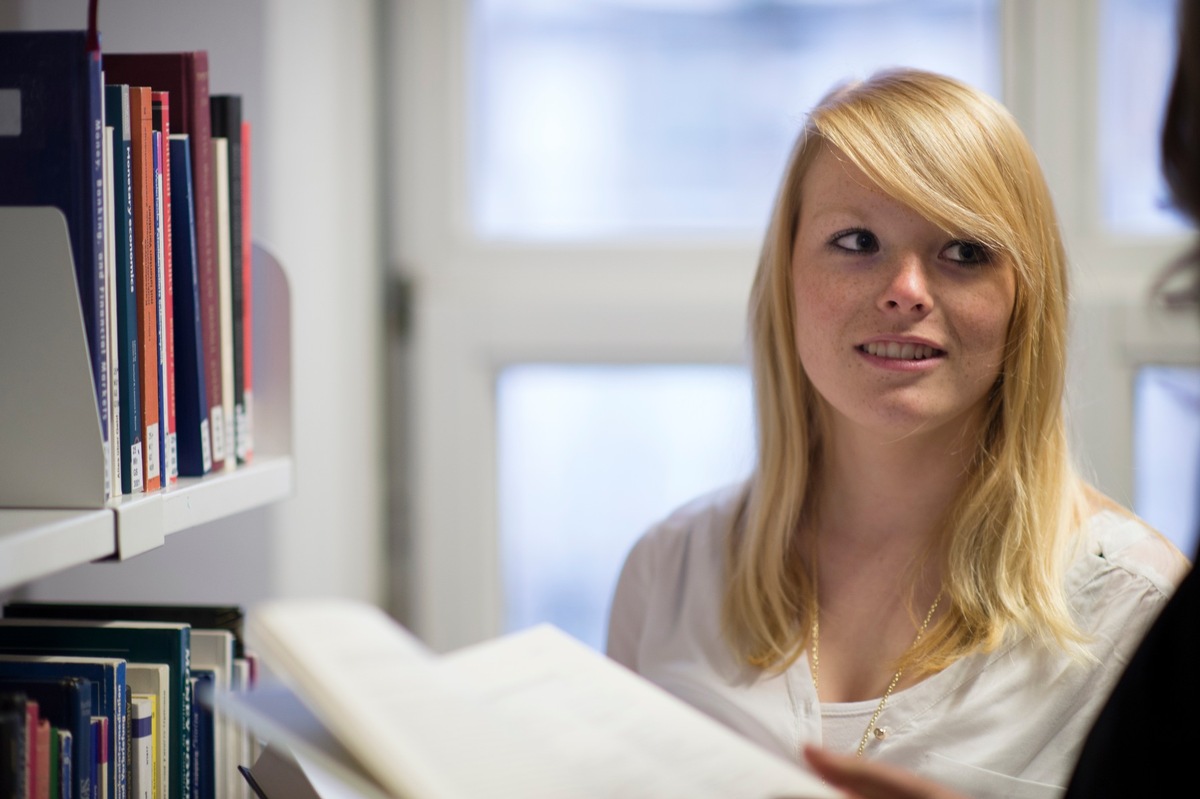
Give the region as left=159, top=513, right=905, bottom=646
left=0, top=655, right=127, bottom=799
left=0, top=619, right=190, bottom=799
left=105, top=83, right=143, bottom=494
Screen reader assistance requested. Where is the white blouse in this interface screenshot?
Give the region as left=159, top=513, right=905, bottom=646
left=606, top=484, right=1186, bottom=799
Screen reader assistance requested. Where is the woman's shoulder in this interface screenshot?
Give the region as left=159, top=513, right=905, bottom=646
left=624, top=481, right=749, bottom=570
left=1070, top=493, right=1190, bottom=606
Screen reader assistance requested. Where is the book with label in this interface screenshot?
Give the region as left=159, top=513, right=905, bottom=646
left=130, top=695, right=154, bottom=799
left=102, top=121, right=123, bottom=498
left=167, top=134, right=212, bottom=476
left=103, top=52, right=225, bottom=471
left=0, top=619, right=191, bottom=799
left=0, top=31, right=109, bottom=498
left=128, top=85, right=160, bottom=492
left=127, top=664, right=169, bottom=799
left=105, top=83, right=144, bottom=494
left=211, top=136, right=235, bottom=471
left=239, top=120, right=254, bottom=463
left=216, top=599, right=838, bottom=799
left=152, top=92, right=177, bottom=485
left=210, top=95, right=247, bottom=465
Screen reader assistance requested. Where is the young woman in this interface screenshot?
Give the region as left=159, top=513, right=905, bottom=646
left=606, top=69, right=1185, bottom=798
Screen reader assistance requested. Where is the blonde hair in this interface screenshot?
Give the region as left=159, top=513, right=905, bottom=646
left=725, top=68, right=1087, bottom=673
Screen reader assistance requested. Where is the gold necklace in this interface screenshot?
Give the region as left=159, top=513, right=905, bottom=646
left=808, top=589, right=943, bottom=757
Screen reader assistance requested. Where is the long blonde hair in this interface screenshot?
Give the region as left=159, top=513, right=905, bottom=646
left=725, top=69, right=1087, bottom=673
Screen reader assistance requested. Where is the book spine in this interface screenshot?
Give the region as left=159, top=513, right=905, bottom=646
left=56, top=730, right=71, bottom=799
left=154, top=93, right=178, bottom=485
left=169, top=135, right=213, bottom=477
left=89, top=51, right=110, bottom=502
left=188, top=54, right=226, bottom=472
left=240, top=120, right=253, bottom=463
left=103, top=123, right=123, bottom=500
left=212, top=96, right=246, bottom=467
left=106, top=85, right=144, bottom=494
left=130, top=86, right=160, bottom=492
left=130, top=697, right=152, bottom=799
left=153, top=129, right=169, bottom=495
left=212, top=138, right=235, bottom=472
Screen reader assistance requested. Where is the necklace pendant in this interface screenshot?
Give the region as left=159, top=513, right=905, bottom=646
left=873, top=727, right=887, bottom=740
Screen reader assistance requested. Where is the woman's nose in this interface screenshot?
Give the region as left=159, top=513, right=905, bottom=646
left=878, top=254, right=933, bottom=314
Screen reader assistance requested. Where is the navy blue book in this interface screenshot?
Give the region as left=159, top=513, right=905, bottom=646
left=190, top=671, right=215, bottom=799
left=106, top=83, right=144, bottom=494
left=0, top=619, right=192, bottom=799
left=0, top=692, right=27, bottom=799
left=57, top=729, right=73, bottom=799
left=0, top=31, right=108, bottom=491
left=0, top=677, right=94, bottom=799
left=0, top=655, right=127, bottom=799
left=168, top=134, right=212, bottom=476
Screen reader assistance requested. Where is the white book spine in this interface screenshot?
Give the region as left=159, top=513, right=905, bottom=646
left=130, top=696, right=154, bottom=799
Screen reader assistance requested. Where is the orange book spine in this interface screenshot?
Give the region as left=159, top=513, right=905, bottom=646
left=130, top=85, right=160, bottom=491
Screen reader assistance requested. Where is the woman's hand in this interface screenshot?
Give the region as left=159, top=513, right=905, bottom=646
left=803, top=746, right=972, bottom=799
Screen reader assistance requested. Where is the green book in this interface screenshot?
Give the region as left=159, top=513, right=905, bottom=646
left=0, top=619, right=191, bottom=799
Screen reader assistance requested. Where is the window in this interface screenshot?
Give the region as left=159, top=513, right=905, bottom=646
left=471, top=0, right=1000, bottom=239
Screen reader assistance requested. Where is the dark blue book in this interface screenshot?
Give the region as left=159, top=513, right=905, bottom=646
left=57, top=729, right=72, bottom=799
left=0, top=655, right=127, bottom=799
left=190, top=671, right=215, bottom=799
left=0, top=691, right=28, bottom=799
left=0, top=619, right=191, bottom=799
left=105, top=83, right=144, bottom=494
left=0, top=31, right=108, bottom=493
left=0, top=677, right=94, bottom=799
left=168, top=135, right=212, bottom=476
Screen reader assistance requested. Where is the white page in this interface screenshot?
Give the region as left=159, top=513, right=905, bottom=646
left=248, top=599, right=594, bottom=799
left=247, top=600, right=839, bottom=799
left=443, top=625, right=840, bottom=799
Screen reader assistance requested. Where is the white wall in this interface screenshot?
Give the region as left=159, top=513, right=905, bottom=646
left=7, top=0, right=387, bottom=608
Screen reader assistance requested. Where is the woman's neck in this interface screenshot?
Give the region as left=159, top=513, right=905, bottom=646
left=815, top=416, right=978, bottom=558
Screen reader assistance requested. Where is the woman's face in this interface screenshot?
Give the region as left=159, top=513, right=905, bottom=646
left=790, top=144, right=1017, bottom=443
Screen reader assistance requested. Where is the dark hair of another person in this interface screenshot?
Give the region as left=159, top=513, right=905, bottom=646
left=1161, top=1, right=1200, bottom=280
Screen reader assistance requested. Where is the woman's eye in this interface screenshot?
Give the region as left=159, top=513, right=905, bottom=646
left=831, top=230, right=878, bottom=253
left=942, top=240, right=990, bottom=265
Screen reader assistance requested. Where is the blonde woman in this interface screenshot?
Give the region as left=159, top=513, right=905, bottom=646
left=606, top=69, right=1185, bottom=798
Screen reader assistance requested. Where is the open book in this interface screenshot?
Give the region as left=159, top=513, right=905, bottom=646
left=213, top=598, right=839, bottom=799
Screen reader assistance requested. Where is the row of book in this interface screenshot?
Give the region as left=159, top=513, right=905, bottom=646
left=0, top=602, right=257, bottom=799
left=0, top=29, right=254, bottom=500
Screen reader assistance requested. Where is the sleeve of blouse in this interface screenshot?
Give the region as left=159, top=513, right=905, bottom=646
left=605, top=531, right=656, bottom=670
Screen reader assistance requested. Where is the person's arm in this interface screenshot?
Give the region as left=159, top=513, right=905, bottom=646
left=802, top=746, right=971, bottom=799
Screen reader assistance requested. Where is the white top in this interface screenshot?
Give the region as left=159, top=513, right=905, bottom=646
left=607, top=484, right=1186, bottom=799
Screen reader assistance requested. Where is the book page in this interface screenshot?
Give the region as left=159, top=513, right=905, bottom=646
left=247, top=599, right=596, bottom=799
left=442, top=625, right=839, bottom=799
left=247, top=600, right=838, bottom=799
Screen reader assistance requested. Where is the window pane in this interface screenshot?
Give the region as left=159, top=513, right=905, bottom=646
left=497, top=364, right=754, bottom=650
left=471, top=0, right=1000, bottom=240
left=1133, top=365, right=1200, bottom=557
left=1099, top=0, right=1187, bottom=233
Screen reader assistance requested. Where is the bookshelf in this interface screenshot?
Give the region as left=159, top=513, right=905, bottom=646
left=0, top=205, right=293, bottom=590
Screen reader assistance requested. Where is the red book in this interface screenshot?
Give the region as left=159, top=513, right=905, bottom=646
left=24, top=700, right=36, bottom=799
left=241, top=120, right=254, bottom=462
left=129, top=85, right=161, bottom=492
left=34, top=718, right=49, bottom=799
left=105, top=52, right=226, bottom=470
left=153, top=91, right=178, bottom=484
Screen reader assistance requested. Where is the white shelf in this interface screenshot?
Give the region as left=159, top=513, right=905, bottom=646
left=161, top=457, right=292, bottom=538
left=0, top=509, right=114, bottom=588
left=0, top=207, right=294, bottom=591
